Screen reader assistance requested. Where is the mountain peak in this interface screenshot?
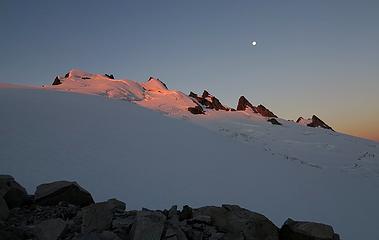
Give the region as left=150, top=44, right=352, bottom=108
left=52, top=76, right=62, bottom=85
left=189, top=90, right=229, bottom=111
left=237, top=96, right=256, bottom=112
left=202, top=90, right=210, bottom=98
left=296, top=115, right=333, bottom=131
left=143, top=77, right=168, bottom=91
left=236, top=96, right=277, bottom=117
left=308, top=115, right=334, bottom=131
left=256, top=104, right=278, bottom=118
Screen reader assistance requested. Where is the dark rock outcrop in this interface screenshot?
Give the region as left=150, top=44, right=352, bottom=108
left=296, top=115, right=334, bottom=131
left=52, top=76, right=62, bottom=85
left=148, top=77, right=168, bottom=90
left=35, top=181, right=94, bottom=207
left=179, top=205, right=193, bottom=221
left=307, top=115, right=333, bottom=130
left=105, top=74, right=115, bottom=79
left=189, top=90, right=229, bottom=111
left=189, top=91, right=198, bottom=98
left=237, top=96, right=257, bottom=112
left=188, top=106, right=205, bottom=115
left=130, top=210, right=166, bottom=240
left=0, top=175, right=27, bottom=209
left=33, top=218, right=67, bottom=240
left=256, top=104, right=278, bottom=118
left=193, top=204, right=279, bottom=240
left=236, top=96, right=277, bottom=117
left=81, top=199, right=124, bottom=233
left=296, top=117, right=305, bottom=123
left=268, top=118, right=282, bottom=125
left=280, top=218, right=340, bottom=240
left=0, top=196, right=9, bottom=220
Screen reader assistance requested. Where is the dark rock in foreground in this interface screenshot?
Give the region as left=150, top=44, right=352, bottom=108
left=0, top=175, right=27, bottom=209
left=0, top=196, right=9, bottom=220
left=280, top=218, right=340, bottom=240
left=0, top=176, right=341, bottom=240
left=193, top=204, right=279, bottom=240
left=33, top=218, right=67, bottom=240
left=35, top=181, right=94, bottom=207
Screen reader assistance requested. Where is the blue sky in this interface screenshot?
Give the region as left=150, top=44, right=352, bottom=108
left=1, top=0, right=378, bottom=141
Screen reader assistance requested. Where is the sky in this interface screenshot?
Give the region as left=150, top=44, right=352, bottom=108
left=1, top=0, right=378, bottom=141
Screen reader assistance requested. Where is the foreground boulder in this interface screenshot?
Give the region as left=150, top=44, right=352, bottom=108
left=280, top=218, right=340, bottom=240
left=33, top=218, right=67, bottom=240
left=193, top=204, right=279, bottom=240
left=77, top=231, right=122, bottom=240
left=130, top=210, right=166, bottom=240
left=0, top=196, right=9, bottom=220
left=0, top=175, right=27, bottom=209
left=81, top=199, right=126, bottom=233
left=0, top=178, right=341, bottom=240
left=35, top=181, right=94, bottom=207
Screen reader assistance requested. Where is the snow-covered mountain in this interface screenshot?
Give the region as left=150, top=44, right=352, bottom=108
left=1, top=69, right=379, bottom=240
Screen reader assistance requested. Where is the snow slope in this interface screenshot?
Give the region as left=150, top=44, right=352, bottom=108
left=45, top=69, right=379, bottom=180
left=47, top=69, right=198, bottom=116
left=1, top=87, right=379, bottom=240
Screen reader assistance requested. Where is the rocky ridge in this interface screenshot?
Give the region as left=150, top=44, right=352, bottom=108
left=0, top=175, right=340, bottom=240
left=296, top=115, right=334, bottom=131
left=50, top=70, right=334, bottom=131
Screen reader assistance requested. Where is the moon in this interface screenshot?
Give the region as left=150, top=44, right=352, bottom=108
left=251, top=41, right=257, bottom=46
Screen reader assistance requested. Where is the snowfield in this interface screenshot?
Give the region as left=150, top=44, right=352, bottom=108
left=1, top=70, right=379, bottom=240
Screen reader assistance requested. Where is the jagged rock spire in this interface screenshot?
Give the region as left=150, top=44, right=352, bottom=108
left=296, top=115, right=334, bottom=131
left=52, top=76, right=62, bottom=85
left=308, top=115, right=333, bottom=130
left=237, top=96, right=256, bottom=111
left=237, top=96, right=277, bottom=117
left=189, top=90, right=229, bottom=111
